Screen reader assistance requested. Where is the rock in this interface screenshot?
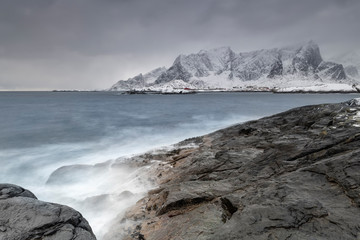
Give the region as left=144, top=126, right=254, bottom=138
left=118, top=191, right=135, bottom=199
left=46, top=164, right=95, bottom=185
left=267, top=58, right=283, bottom=78
left=80, top=191, right=135, bottom=212
left=110, top=67, right=167, bottom=91
left=316, top=61, right=346, bottom=80
left=0, top=183, right=96, bottom=240
left=0, top=184, right=37, bottom=199
left=81, top=194, right=114, bottom=212
left=106, top=99, right=360, bottom=240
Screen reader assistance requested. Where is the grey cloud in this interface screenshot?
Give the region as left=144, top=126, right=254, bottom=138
left=0, top=0, right=359, bottom=89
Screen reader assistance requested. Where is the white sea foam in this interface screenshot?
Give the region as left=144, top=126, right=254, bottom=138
left=1, top=92, right=358, bottom=238
left=0, top=116, right=257, bottom=238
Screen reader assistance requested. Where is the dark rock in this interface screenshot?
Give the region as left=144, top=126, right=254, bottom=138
left=155, top=56, right=193, bottom=84
left=106, top=99, right=360, bottom=240
left=0, top=183, right=37, bottom=199
left=0, top=184, right=96, bottom=240
left=316, top=61, right=347, bottom=80
left=292, top=41, right=322, bottom=73
left=267, top=58, right=283, bottom=78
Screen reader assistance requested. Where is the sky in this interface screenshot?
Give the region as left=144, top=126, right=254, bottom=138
left=0, top=0, right=359, bottom=90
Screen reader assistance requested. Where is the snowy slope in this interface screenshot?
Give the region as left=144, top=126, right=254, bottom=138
left=109, top=67, right=166, bottom=91
left=331, top=52, right=360, bottom=80
left=110, top=41, right=355, bottom=92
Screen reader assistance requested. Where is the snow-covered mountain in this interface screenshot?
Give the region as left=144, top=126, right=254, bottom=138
left=110, top=41, right=357, bottom=92
left=110, top=67, right=167, bottom=91
left=331, top=52, right=360, bottom=79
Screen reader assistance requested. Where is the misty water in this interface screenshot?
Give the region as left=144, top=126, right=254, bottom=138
left=0, top=91, right=358, bottom=238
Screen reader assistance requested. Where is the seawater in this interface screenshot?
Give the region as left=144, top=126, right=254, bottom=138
left=0, top=91, right=358, bottom=238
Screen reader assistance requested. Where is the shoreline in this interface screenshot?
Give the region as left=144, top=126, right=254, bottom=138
left=2, top=98, right=360, bottom=239
left=60, top=89, right=360, bottom=94
left=1, top=89, right=358, bottom=94
left=2, top=95, right=360, bottom=239
left=104, top=98, right=360, bottom=239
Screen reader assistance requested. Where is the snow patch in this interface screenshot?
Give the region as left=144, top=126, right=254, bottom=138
left=352, top=98, right=360, bottom=106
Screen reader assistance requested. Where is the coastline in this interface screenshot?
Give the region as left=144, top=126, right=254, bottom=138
left=57, top=89, right=359, bottom=94
left=2, top=95, right=360, bottom=239
left=103, top=98, right=360, bottom=239
left=1, top=88, right=358, bottom=94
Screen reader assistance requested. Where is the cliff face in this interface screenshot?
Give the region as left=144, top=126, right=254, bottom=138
left=0, top=184, right=96, bottom=240
left=105, top=99, right=360, bottom=240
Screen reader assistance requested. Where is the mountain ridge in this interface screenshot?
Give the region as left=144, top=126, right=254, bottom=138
left=110, top=42, right=358, bottom=92
left=331, top=52, right=360, bottom=79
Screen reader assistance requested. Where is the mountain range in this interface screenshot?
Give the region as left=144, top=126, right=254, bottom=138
left=110, top=41, right=360, bottom=92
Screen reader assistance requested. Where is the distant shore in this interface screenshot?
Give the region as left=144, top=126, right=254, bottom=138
left=112, top=89, right=359, bottom=94
left=0, top=88, right=356, bottom=94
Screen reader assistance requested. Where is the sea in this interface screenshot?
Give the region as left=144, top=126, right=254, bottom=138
left=0, top=91, right=358, bottom=238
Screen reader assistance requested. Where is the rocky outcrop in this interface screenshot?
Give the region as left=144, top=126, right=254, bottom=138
left=0, top=184, right=96, bottom=240
left=316, top=61, right=346, bottom=81
left=105, top=99, right=360, bottom=240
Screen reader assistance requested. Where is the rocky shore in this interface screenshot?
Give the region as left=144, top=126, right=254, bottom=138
left=0, top=184, right=96, bottom=240
left=104, top=98, right=360, bottom=239
left=2, top=99, right=360, bottom=240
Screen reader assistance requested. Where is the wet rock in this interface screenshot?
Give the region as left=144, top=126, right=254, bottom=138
left=0, top=183, right=96, bottom=240
left=46, top=164, right=95, bottom=185
left=106, top=99, right=360, bottom=240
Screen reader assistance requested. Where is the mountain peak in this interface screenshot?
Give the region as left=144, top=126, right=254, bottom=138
left=110, top=42, right=352, bottom=91
left=305, top=40, right=318, bottom=47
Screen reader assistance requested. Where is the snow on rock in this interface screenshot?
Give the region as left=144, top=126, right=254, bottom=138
left=331, top=51, right=360, bottom=80
left=109, top=67, right=166, bottom=91
left=110, top=41, right=357, bottom=92
left=148, top=79, right=195, bottom=92
left=316, top=61, right=346, bottom=81
left=277, top=83, right=354, bottom=92
left=350, top=98, right=360, bottom=106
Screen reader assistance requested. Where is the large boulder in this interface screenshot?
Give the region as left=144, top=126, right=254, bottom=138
left=0, top=184, right=96, bottom=240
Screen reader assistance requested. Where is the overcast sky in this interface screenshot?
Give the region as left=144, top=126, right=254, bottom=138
left=0, top=0, right=359, bottom=90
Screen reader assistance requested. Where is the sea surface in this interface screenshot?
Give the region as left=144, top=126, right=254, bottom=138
left=0, top=91, right=358, bottom=238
